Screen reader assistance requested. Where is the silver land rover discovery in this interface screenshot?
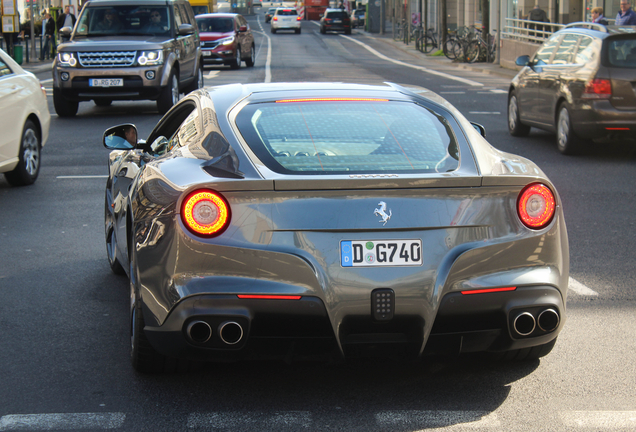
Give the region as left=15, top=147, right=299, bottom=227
left=53, top=0, right=203, bottom=116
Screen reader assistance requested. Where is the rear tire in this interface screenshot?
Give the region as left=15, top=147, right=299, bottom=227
left=5, top=120, right=41, bottom=186
left=157, top=69, right=179, bottom=114
left=423, top=36, right=436, bottom=53
left=230, top=46, right=242, bottom=69
left=53, top=87, right=79, bottom=117
left=557, top=102, right=587, bottom=155
left=245, top=44, right=255, bottom=67
left=508, top=92, right=531, bottom=137
left=443, top=39, right=461, bottom=60
left=184, top=62, right=204, bottom=94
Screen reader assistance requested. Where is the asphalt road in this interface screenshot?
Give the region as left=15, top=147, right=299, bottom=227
left=1, top=10, right=635, bottom=432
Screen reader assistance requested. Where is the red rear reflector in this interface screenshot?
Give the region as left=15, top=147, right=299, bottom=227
left=276, top=98, right=389, bottom=103
left=582, top=78, right=611, bottom=99
left=517, top=183, right=556, bottom=229
left=606, top=127, right=630, bottom=131
left=181, top=189, right=230, bottom=236
left=237, top=295, right=302, bottom=300
left=461, top=287, right=517, bottom=295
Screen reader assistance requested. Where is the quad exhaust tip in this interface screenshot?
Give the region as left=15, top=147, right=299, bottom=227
left=219, top=321, right=244, bottom=345
left=513, top=312, right=536, bottom=336
left=538, top=308, right=560, bottom=332
left=187, top=320, right=212, bottom=344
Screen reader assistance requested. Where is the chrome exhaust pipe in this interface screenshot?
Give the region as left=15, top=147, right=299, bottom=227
left=537, top=308, right=560, bottom=332
left=219, top=321, right=243, bottom=345
left=187, top=320, right=212, bottom=344
left=513, top=312, right=536, bottom=336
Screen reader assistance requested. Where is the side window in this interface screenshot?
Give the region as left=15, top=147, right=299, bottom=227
left=183, top=3, right=197, bottom=26
left=178, top=4, right=191, bottom=25
left=552, top=34, right=580, bottom=65
left=533, top=34, right=561, bottom=65
left=0, top=57, right=14, bottom=77
left=173, top=5, right=183, bottom=27
left=146, top=102, right=199, bottom=155
left=575, top=36, right=596, bottom=64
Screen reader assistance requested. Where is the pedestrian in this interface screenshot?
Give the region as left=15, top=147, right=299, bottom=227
left=616, top=0, right=636, bottom=24
left=40, top=13, right=56, bottom=60
left=56, top=5, right=77, bottom=41
left=591, top=7, right=608, bottom=25
left=528, top=4, right=549, bottom=37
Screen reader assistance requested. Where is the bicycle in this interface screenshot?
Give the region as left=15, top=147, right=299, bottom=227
left=443, top=26, right=474, bottom=60
left=417, top=28, right=440, bottom=53
left=393, top=19, right=406, bottom=42
left=465, top=29, right=497, bottom=63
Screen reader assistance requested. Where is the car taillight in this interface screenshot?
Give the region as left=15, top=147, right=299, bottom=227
left=517, top=183, right=556, bottom=229
left=297, top=16, right=301, bottom=21
left=273, top=16, right=278, bottom=21
left=581, top=78, right=611, bottom=99
left=181, top=189, right=230, bottom=236
left=325, top=18, right=332, bottom=22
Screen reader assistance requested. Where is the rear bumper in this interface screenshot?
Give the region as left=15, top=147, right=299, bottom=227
left=572, top=100, right=636, bottom=140
left=141, top=285, right=565, bottom=362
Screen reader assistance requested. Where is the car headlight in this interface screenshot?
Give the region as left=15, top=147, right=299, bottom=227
left=58, top=52, right=77, bottom=67
left=138, top=50, right=163, bottom=66
left=218, top=36, right=235, bottom=46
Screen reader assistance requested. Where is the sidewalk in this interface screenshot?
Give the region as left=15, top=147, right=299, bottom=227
left=359, top=29, right=519, bottom=80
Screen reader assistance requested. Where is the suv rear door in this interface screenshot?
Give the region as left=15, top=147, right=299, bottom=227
left=604, top=35, right=636, bottom=110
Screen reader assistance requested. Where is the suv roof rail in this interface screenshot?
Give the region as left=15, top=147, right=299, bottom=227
left=563, top=22, right=609, bottom=32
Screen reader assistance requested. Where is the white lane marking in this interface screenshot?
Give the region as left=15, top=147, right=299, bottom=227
left=256, top=17, right=272, bottom=82
left=376, top=411, right=501, bottom=428
left=39, top=78, right=53, bottom=83
left=187, top=411, right=312, bottom=428
left=490, top=89, right=507, bottom=93
left=321, top=30, right=483, bottom=87
left=440, top=91, right=466, bottom=94
left=56, top=175, right=108, bottom=179
left=204, top=70, right=220, bottom=79
left=0, top=413, right=125, bottom=431
left=568, top=277, right=599, bottom=296
left=561, top=411, right=636, bottom=428
left=469, top=111, right=500, bottom=115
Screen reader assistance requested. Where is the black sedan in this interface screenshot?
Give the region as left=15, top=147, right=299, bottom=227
left=103, top=82, right=569, bottom=373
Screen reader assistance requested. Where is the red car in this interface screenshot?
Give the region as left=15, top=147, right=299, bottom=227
left=196, top=13, right=255, bottom=69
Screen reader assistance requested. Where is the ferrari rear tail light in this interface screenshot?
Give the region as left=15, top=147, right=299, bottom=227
left=581, top=78, right=611, bottom=99
left=181, top=189, right=230, bottom=236
left=517, top=183, right=556, bottom=229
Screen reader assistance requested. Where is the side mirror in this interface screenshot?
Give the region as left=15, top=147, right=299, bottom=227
left=515, top=55, right=531, bottom=67
left=59, top=26, right=72, bottom=38
left=471, top=122, right=486, bottom=138
left=238, top=25, right=248, bottom=32
left=150, top=136, right=170, bottom=154
left=103, top=124, right=139, bottom=150
left=178, top=23, right=195, bottom=35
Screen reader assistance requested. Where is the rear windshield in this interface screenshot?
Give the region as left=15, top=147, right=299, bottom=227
left=607, top=37, right=636, bottom=67
left=235, top=100, right=459, bottom=175
left=197, top=17, right=233, bottom=32
left=75, top=5, right=171, bottom=36
left=327, top=11, right=349, bottom=19
left=276, top=9, right=298, bottom=15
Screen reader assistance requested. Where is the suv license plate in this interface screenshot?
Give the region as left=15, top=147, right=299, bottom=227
left=340, top=240, right=422, bottom=267
left=89, top=78, right=123, bottom=87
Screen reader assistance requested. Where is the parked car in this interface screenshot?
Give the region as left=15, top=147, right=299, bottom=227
left=265, top=7, right=277, bottom=23
left=509, top=23, right=636, bottom=154
left=320, top=8, right=352, bottom=34
left=271, top=8, right=301, bottom=33
left=196, top=13, right=255, bottom=69
left=53, top=0, right=203, bottom=116
left=0, top=49, right=50, bottom=186
left=102, top=81, right=569, bottom=373
left=351, top=8, right=365, bottom=28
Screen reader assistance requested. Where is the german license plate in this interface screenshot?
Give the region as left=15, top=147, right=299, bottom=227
left=89, top=78, right=123, bottom=87
left=334, top=19, right=342, bottom=23
left=202, top=51, right=212, bottom=56
left=340, top=240, right=422, bottom=267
